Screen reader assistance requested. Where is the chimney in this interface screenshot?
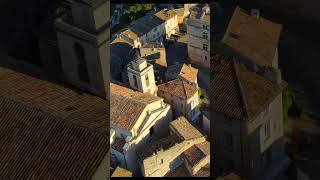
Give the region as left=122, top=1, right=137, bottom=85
left=251, top=9, right=260, bottom=19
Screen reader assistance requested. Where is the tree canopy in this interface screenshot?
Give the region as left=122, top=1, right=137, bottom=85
left=121, top=4, right=155, bottom=23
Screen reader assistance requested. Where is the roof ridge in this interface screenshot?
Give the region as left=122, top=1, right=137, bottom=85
left=232, top=60, right=249, bottom=119
left=182, top=79, right=187, bottom=98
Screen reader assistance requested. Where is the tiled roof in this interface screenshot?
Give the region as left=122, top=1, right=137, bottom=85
left=165, top=161, right=210, bottom=177
left=222, top=6, right=282, bottom=67
left=183, top=145, right=206, bottom=166
left=154, top=9, right=177, bottom=21
left=165, top=162, right=191, bottom=177
left=211, top=54, right=284, bottom=120
left=158, top=79, right=198, bottom=100
left=183, top=141, right=210, bottom=167
left=129, top=14, right=164, bottom=37
left=194, top=163, right=210, bottom=177
left=121, top=29, right=139, bottom=41
left=111, top=137, right=126, bottom=153
left=0, top=97, right=108, bottom=179
left=189, top=4, right=210, bottom=23
left=111, top=166, right=132, bottom=177
left=0, top=66, right=108, bottom=132
left=166, top=64, right=198, bottom=83
left=195, top=141, right=210, bottom=156
left=110, top=83, right=163, bottom=131
left=140, top=43, right=167, bottom=68
left=142, top=42, right=165, bottom=49
left=170, top=116, right=203, bottom=140
left=137, top=134, right=182, bottom=160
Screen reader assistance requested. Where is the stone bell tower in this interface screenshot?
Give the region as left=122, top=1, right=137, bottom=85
left=55, top=0, right=109, bottom=98
left=127, top=57, right=157, bottom=95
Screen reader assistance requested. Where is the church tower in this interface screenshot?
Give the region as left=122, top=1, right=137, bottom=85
left=127, top=57, right=157, bottom=95
left=55, top=0, right=109, bottom=98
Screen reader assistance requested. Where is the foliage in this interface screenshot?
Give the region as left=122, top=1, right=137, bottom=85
left=283, top=88, right=293, bottom=124
left=121, top=4, right=155, bottom=23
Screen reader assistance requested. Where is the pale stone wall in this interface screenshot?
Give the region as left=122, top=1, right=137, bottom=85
left=212, top=111, right=243, bottom=175
left=158, top=89, right=199, bottom=121
left=111, top=101, right=172, bottom=175
left=56, top=29, right=107, bottom=97
left=247, top=93, right=284, bottom=153
left=165, top=15, right=179, bottom=37
left=128, top=64, right=157, bottom=95
left=141, top=137, right=206, bottom=177
left=213, top=92, right=285, bottom=178
left=55, top=1, right=109, bottom=97
left=187, top=18, right=210, bottom=68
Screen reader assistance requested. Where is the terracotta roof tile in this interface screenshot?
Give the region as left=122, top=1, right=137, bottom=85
left=137, top=134, right=182, bottom=160
left=222, top=6, right=282, bottom=67
left=0, top=97, right=108, bottom=179
left=183, top=141, right=210, bottom=167
left=211, top=54, right=284, bottom=120
left=154, top=9, right=177, bottom=21
left=170, top=116, right=203, bottom=140
left=165, top=163, right=191, bottom=177
left=0, top=66, right=108, bottom=132
left=111, top=137, right=126, bottom=153
left=183, top=145, right=206, bottom=167
left=158, top=79, right=198, bottom=100
left=166, top=64, right=198, bottom=83
left=110, top=83, right=163, bottom=131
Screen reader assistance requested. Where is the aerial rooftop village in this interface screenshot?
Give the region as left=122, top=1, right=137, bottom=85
left=0, top=0, right=110, bottom=179
left=110, top=3, right=211, bottom=177
left=0, top=1, right=316, bottom=179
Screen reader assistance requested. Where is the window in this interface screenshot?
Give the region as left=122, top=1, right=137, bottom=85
left=203, top=25, right=208, bottom=30
left=203, top=32, right=208, bottom=40
left=159, top=159, right=163, bottom=164
left=203, top=44, right=208, bottom=51
left=150, top=126, right=154, bottom=136
left=264, top=121, right=270, bottom=140
left=261, top=120, right=270, bottom=142
left=133, top=75, right=138, bottom=88
left=145, top=74, right=149, bottom=87
left=74, top=42, right=89, bottom=83
left=205, top=56, right=207, bottom=61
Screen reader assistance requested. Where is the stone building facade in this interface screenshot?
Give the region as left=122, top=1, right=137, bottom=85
left=127, top=57, right=157, bottom=95
left=110, top=83, right=172, bottom=174
left=55, top=0, right=109, bottom=97
left=186, top=4, right=210, bottom=68
left=158, top=79, right=201, bottom=122
left=211, top=55, right=287, bottom=180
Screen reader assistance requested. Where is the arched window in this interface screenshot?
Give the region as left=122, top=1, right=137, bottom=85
left=74, top=42, right=89, bottom=83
